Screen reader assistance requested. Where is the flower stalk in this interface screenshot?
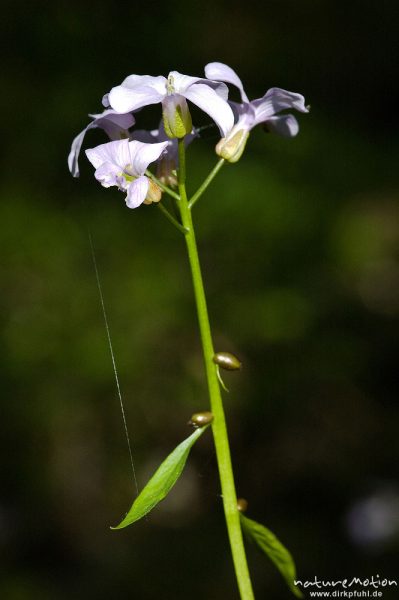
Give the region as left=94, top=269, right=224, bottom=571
left=189, top=157, right=225, bottom=209
left=156, top=202, right=188, bottom=234
left=177, top=138, right=255, bottom=600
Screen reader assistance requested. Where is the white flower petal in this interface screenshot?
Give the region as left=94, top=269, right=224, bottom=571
left=204, top=80, right=229, bottom=101
left=128, top=140, right=169, bottom=176
left=168, top=71, right=202, bottom=93
left=68, top=111, right=134, bottom=177
left=230, top=101, right=257, bottom=130
left=183, top=83, right=234, bottom=137
left=121, top=74, right=166, bottom=95
left=93, top=161, right=121, bottom=187
left=125, top=176, right=149, bottom=209
left=168, top=70, right=229, bottom=100
left=205, top=62, right=249, bottom=103
left=89, top=110, right=135, bottom=133
left=265, top=114, right=299, bottom=137
left=68, top=124, right=95, bottom=177
left=252, top=88, right=308, bottom=125
left=85, top=139, right=131, bottom=170
left=109, top=79, right=165, bottom=113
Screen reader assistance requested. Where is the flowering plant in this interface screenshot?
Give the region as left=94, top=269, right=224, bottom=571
left=69, top=62, right=308, bottom=600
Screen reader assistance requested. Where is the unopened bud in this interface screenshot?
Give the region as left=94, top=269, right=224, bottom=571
left=143, top=179, right=162, bottom=205
left=162, top=94, right=192, bottom=139
left=213, top=352, right=242, bottom=371
left=156, top=157, right=178, bottom=188
left=215, top=129, right=249, bottom=163
left=188, top=411, right=214, bottom=428
left=237, top=498, right=248, bottom=513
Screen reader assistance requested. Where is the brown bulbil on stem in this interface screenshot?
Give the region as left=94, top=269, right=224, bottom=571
left=237, top=498, right=248, bottom=513
left=213, top=351, right=242, bottom=371
left=188, top=411, right=214, bottom=428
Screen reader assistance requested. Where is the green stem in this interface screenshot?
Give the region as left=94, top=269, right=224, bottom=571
left=145, top=169, right=180, bottom=201
left=188, top=158, right=225, bottom=209
left=156, top=202, right=188, bottom=234
left=177, top=139, right=254, bottom=600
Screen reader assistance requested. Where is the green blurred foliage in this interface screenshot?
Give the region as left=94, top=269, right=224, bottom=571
left=1, top=1, right=398, bottom=598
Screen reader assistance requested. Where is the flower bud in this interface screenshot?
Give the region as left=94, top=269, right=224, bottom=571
left=156, top=157, right=178, bottom=188
left=215, top=128, right=249, bottom=163
left=143, top=179, right=162, bottom=205
left=213, top=352, right=242, bottom=371
left=237, top=498, right=248, bottom=513
left=162, top=94, right=192, bottom=139
left=188, top=411, right=214, bottom=428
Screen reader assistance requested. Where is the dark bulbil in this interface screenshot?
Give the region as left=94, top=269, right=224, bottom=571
left=213, top=351, right=242, bottom=371
left=188, top=411, right=214, bottom=428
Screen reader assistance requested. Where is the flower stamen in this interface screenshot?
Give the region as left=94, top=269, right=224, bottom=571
left=166, top=75, right=175, bottom=95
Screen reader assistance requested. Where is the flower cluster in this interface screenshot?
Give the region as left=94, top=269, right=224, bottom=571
left=205, top=62, right=309, bottom=162
left=69, top=63, right=308, bottom=208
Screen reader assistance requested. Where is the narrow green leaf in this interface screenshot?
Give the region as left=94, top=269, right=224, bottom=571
left=240, top=513, right=303, bottom=598
left=112, top=426, right=207, bottom=529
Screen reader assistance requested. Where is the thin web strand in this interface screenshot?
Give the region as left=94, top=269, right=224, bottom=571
left=89, top=231, right=139, bottom=497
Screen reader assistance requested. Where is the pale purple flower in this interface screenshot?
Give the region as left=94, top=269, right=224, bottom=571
left=68, top=109, right=135, bottom=177
left=107, top=71, right=234, bottom=138
left=204, top=62, right=309, bottom=161
left=85, top=139, right=169, bottom=209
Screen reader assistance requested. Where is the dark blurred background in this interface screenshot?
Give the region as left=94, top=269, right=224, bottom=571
left=1, top=1, right=398, bottom=598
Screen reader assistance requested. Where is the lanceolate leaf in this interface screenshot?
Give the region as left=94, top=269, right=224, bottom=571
left=240, top=513, right=303, bottom=598
left=112, top=426, right=208, bottom=529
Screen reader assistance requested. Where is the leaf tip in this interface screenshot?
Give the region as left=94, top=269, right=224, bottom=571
left=292, top=586, right=304, bottom=599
